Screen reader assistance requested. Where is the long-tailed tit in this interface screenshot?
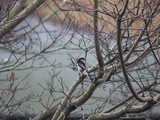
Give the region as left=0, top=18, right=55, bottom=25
left=77, top=58, right=90, bottom=79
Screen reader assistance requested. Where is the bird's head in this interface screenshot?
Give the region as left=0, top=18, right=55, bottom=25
left=77, top=57, right=85, bottom=64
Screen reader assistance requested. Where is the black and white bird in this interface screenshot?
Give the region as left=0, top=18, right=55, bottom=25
left=77, top=57, right=90, bottom=79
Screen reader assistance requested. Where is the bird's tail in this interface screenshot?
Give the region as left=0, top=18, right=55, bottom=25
left=83, top=70, right=92, bottom=81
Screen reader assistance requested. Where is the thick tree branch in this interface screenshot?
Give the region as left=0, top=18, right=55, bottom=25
left=0, top=0, right=47, bottom=40
left=105, top=82, right=159, bottom=113
left=127, top=94, right=160, bottom=113
left=72, top=70, right=113, bottom=105
left=51, top=77, right=82, bottom=120
left=87, top=106, right=127, bottom=120
left=119, top=0, right=129, bottom=17
left=87, top=94, right=160, bottom=120
left=93, top=0, right=104, bottom=75
left=0, top=2, right=67, bottom=44
left=117, top=17, right=152, bottom=102
left=116, top=1, right=153, bottom=102
left=8, top=0, right=25, bottom=20
left=56, top=70, right=113, bottom=120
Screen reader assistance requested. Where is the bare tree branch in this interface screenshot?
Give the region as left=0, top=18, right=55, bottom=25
left=0, top=0, right=47, bottom=40
left=93, top=0, right=104, bottom=76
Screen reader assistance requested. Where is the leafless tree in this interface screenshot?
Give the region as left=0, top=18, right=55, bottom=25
left=0, top=0, right=160, bottom=120
left=0, top=0, right=72, bottom=119
left=49, top=0, right=160, bottom=120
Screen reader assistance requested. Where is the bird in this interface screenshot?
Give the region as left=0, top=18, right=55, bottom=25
left=77, top=57, right=90, bottom=79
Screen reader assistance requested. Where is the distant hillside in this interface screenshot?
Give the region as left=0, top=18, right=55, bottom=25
left=23, top=0, right=160, bottom=33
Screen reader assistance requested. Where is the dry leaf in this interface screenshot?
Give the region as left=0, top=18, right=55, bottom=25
left=10, top=70, right=15, bottom=81
left=17, top=100, right=22, bottom=104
